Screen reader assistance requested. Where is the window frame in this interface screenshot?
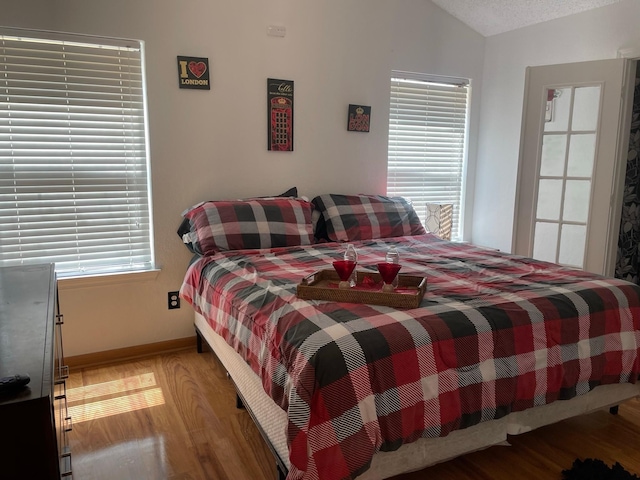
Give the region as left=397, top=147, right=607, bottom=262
left=0, top=27, right=155, bottom=278
left=387, top=70, right=471, bottom=241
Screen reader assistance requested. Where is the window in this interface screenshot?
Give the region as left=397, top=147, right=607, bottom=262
left=0, top=28, right=154, bottom=278
left=387, top=71, right=469, bottom=240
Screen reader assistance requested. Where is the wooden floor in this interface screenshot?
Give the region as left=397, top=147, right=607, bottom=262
left=68, top=348, right=640, bottom=480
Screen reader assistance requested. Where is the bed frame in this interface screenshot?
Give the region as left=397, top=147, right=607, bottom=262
left=194, top=312, right=640, bottom=480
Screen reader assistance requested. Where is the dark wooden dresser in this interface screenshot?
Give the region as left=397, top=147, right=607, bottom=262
left=0, top=264, right=72, bottom=479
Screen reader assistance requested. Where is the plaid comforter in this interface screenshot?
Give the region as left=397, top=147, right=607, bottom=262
left=180, top=235, right=640, bottom=480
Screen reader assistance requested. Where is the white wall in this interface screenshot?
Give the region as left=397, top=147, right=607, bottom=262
left=0, top=0, right=484, bottom=355
left=473, top=0, right=640, bottom=252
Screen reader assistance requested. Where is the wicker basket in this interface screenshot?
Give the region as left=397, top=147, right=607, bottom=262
left=296, top=269, right=427, bottom=308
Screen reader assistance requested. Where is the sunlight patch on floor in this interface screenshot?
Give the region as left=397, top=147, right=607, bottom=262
left=67, top=372, right=157, bottom=402
left=67, top=372, right=165, bottom=423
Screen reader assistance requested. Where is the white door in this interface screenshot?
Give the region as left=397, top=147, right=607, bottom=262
left=513, top=59, right=636, bottom=276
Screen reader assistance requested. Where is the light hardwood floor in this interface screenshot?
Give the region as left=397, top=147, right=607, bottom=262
left=68, top=348, right=640, bottom=480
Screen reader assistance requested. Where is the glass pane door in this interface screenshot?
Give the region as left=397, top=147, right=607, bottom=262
left=514, top=59, right=631, bottom=276
left=532, top=85, right=600, bottom=268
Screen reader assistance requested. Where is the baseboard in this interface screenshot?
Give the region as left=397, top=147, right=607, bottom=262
left=66, top=336, right=197, bottom=369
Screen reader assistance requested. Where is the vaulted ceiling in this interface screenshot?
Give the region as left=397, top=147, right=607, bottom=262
left=430, top=0, right=624, bottom=37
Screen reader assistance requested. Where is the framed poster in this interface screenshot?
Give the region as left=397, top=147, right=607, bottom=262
left=267, top=78, right=294, bottom=151
left=347, top=104, right=371, bottom=132
left=177, top=56, right=210, bottom=90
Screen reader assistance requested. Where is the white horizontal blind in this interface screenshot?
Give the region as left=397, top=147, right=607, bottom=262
left=387, top=72, right=469, bottom=240
left=0, top=29, right=153, bottom=277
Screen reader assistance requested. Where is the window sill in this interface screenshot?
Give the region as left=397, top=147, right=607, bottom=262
left=58, top=268, right=161, bottom=290
left=454, top=241, right=500, bottom=251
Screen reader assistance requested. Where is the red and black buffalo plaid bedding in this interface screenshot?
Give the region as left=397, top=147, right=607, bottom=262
left=180, top=234, right=640, bottom=480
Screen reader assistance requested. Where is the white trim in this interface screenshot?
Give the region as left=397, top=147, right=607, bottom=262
left=617, top=45, right=640, bottom=59
left=605, top=58, right=637, bottom=276
left=58, top=268, right=160, bottom=290
left=0, top=25, right=141, bottom=49
left=391, top=70, right=469, bottom=87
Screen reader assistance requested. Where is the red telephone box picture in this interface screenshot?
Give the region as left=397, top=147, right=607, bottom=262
left=270, top=97, right=292, bottom=151
left=267, top=79, right=294, bottom=151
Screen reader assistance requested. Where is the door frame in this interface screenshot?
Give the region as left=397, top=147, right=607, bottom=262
left=605, top=58, right=637, bottom=276
left=610, top=46, right=640, bottom=277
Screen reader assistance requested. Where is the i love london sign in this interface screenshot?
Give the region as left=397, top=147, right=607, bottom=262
left=177, top=56, right=210, bottom=90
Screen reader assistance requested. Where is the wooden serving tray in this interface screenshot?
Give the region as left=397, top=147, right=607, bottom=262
left=296, top=269, right=427, bottom=308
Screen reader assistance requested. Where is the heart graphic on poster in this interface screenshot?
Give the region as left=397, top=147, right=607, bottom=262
left=188, top=61, right=207, bottom=78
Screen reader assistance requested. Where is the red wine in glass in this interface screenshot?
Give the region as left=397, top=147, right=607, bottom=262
left=333, top=260, right=356, bottom=289
left=377, top=262, right=401, bottom=292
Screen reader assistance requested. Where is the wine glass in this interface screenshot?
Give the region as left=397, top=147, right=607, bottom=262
left=377, top=262, right=402, bottom=292
left=333, top=260, right=357, bottom=289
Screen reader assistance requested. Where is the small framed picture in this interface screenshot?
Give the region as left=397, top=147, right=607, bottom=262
left=347, top=104, right=371, bottom=132
left=177, top=56, right=210, bottom=90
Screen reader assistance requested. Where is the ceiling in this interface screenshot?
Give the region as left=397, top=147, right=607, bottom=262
left=430, top=0, right=625, bottom=37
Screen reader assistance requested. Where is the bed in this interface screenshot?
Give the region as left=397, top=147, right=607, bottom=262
left=178, top=192, right=640, bottom=480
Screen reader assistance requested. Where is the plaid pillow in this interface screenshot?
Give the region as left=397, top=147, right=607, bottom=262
left=311, top=194, right=426, bottom=242
left=177, top=187, right=299, bottom=254
left=182, top=197, right=314, bottom=254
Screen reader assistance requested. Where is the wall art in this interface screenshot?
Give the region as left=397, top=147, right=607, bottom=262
left=347, top=104, right=371, bottom=132
left=267, top=78, right=294, bottom=151
left=177, top=56, right=210, bottom=90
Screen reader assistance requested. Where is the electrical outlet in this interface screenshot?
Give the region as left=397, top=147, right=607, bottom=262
left=168, top=291, right=180, bottom=310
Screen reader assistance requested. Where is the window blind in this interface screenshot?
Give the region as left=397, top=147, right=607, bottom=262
left=387, top=72, right=469, bottom=240
left=0, top=28, right=154, bottom=277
